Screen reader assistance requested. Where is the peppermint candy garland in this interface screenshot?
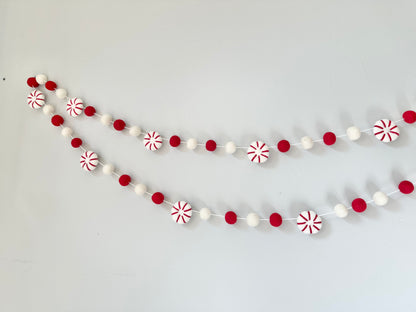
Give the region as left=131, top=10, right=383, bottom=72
left=66, top=97, right=84, bottom=117
left=27, top=74, right=416, bottom=167
left=171, top=201, right=192, bottom=224
left=80, top=151, right=99, bottom=171
left=27, top=90, right=45, bottom=109
left=247, top=141, right=270, bottom=163
left=297, top=211, right=322, bottom=235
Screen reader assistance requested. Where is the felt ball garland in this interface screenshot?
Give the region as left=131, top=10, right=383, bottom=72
left=26, top=78, right=416, bottom=235
left=31, top=74, right=415, bottom=166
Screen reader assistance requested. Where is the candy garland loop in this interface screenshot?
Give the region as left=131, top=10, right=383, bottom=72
left=27, top=74, right=416, bottom=235
left=27, top=74, right=416, bottom=165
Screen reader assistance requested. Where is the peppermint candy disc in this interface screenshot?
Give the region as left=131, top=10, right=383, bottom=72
left=80, top=151, right=98, bottom=171
left=297, top=210, right=322, bottom=235
left=143, top=131, right=163, bottom=151
left=247, top=141, right=269, bottom=163
left=66, top=98, right=84, bottom=117
left=373, top=119, right=400, bottom=142
left=171, top=201, right=192, bottom=224
left=27, top=90, right=45, bottom=109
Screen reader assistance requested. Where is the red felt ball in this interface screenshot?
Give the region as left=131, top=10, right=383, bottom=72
left=352, top=198, right=367, bottom=213
left=152, top=192, right=164, bottom=204
left=399, top=180, right=414, bottom=194
left=27, top=77, right=39, bottom=88
left=169, top=135, right=181, bottom=147
left=113, top=119, right=126, bottom=131
left=206, top=140, right=217, bottom=152
left=323, top=132, right=337, bottom=145
left=225, top=211, right=237, bottom=224
left=277, top=140, right=291, bottom=153
left=403, top=110, right=416, bottom=124
left=51, top=114, right=64, bottom=127
left=119, top=174, right=131, bottom=186
left=45, top=81, right=57, bottom=91
left=71, top=138, right=82, bottom=148
left=84, top=106, right=96, bottom=117
left=269, top=213, right=283, bottom=227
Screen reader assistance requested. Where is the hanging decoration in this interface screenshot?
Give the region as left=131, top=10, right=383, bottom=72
left=25, top=75, right=416, bottom=236
left=26, top=74, right=416, bottom=166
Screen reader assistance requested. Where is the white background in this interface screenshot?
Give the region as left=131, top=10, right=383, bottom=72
left=1, top=0, right=416, bottom=311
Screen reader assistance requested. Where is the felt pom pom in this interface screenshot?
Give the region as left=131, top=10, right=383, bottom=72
left=113, top=119, right=126, bottom=131
left=277, top=140, right=290, bottom=152
left=346, top=126, right=361, bottom=141
left=169, top=135, right=181, bottom=147
left=134, top=184, right=147, bottom=196
left=225, top=211, right=237, bottom=224
left=323, top=132, right=336, bottom=145
left=71, top=138, right=82, bottom=148
left=301, top=136, right=314, bottom=150
left=186, top=138, right=198, bottom=150
left=373, top=191, right=388, bottom=206
left=100, top=114, right=112, bottom=126
left=129, top=126, right=141, bottom=136
left=61, top=127, right=73, bottom=137
left=403, top=110, right=416, bottom=124
left=334, top=204, right=348, bottom=218
left=152, top=192, right=164, bottom=204
left=35, top=74, right=48, bottom=85
left=225, top=141, right=237, bottom=154
left=42, top=104, right=54, bottom=115
left=27, top=77, right=39, bottom=88
left=199, top=208, right=211, bottom=220
left=119, top=174, right=131, bottom=186
left=102, top=164, right=114, bottom=175
left=399, top=180, right=414, bottom=194
left=45, top=81, right=57, bottom=91
left=206, top=140, right=217, bottom=152
left=352, top=198, right=367, bottom=213
left=246, top=213, right=260, bottom=227
left=55, top=88, right=67, bottom=99
left=51, top=114, right=64, bottom=126
left=84, top=106, right=96, bottom=117
left=269, top=213, right=282, bottom=227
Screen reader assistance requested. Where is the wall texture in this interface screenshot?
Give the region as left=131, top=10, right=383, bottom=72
left=1, top=0, right=416, bottom=311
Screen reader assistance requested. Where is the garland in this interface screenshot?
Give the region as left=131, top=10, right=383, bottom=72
left=26, top=74, right=416, bottom=235
left=27, top=75, right=416, bottom=165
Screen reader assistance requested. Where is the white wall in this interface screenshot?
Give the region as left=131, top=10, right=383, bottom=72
left=1, top=0, right=416, bottom=311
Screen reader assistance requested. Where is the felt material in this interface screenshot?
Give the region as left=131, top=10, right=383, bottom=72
left=45, top=81, right=57, bottom=91
left=403, top=110, right=416, bottom=124
left=247, top=141, right=269, bottom=163
left=27, top=77, right=39, bottom=87
left=225, top=141, right=237, bottom=154
left=334, top=204, right=348, bottom=218
left=129, top=126, right=141, bottom=136
left=35, top=74, right=48, bottom=85
left=51, top=114, right=64, bottom=126
left=169, top=135, right=181, bottom=147
left=119, top=174, right=131, bottom=186
left=66, top=98, right=84, bottom=117
left=297, top=210, right=322, bottom=234
left=171, top=201, right=192, bottom=224
left=113, top=119, right=126, bottom=131
left=80, top=151, right=98, bottom=171
left=71, top=138, right=83, bottom=148
left=277, top=140, right=290, bottom=152
left=55, top=88, right=67, bottom=99
left=102, top=164, right=114, bottom=175
left=152, top=192, right=164, bottom=204
left=373, top=191, right=389, bottom=206
left=269, top=213, right=283, bottom=227
left=373, top=119, right=399, bottom=142
left=300, top=136, right=314, bottom=150
left=100, top=114, right=112, bottom=126
left=186, top=138, right=197, bottom=150
left=205, top=139, right=217, bottom=151
left=84, top=106, right=96, bottom=117
left=27, top=90, right=45, bottom=109
left=246, top=213, right=260, bottom=227
left=134, top=184, right=147, bottom=195
left=61, top=127, right=73, bottom=137
left=225, top=211, right=237, bottom=224
left=42, top=104, right=54, bottom=115
left=351, top=198, right=367, bottom=213
left=323, top=132, right=336, bottom=145
left=399, top=180, right=414, bottom=194
left=346, top=126, right=361, bottom=141
left=199, top=208, right=211, bottom=220
left=143, top=131, right=163, bottom=150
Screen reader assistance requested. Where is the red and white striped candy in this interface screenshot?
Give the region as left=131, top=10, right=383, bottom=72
left=247, top=141, right=269, bottom=163
left=373, top=119, right=400, bottom=142
left=171, top=201, right=192, bottom=224
left=66, top=98, right=84, bottom=117
left=143, top=131, right=163, bottom=151
left=27, top=90, right=45, bottom=109
left=297, top=210, right=322, bottom=235
left=80, top=151, right=98, bottom=171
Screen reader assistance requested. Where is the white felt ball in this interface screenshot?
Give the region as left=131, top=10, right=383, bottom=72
left=35, top=74, right=48, bottom=85
left=301, top=136, right=314, bottom=150
left=373, top=191, right=389, bottom=206
left=246, top=213, right=260, bottom=227
left=61, top=127, right=73, bottom=137
left=55, top=88, right=67, bottom=99
left=334, top=204, right=348, bottom=218
left=129, top=126, right=141, bottom=136
left=346, top=126, right=361, bottom=141
left=134, top=184, right=147, bottom=196
left=225, top=141, right=237, bottom=154
left=199, top=208, right=211, bottom=220
left=42, top=104, right=54, bottom=115
left=102, top=164, right=114, bottom=175
left=186, top=138, right=198, bottom=150
left=100, top=114, right=112, bottom=126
